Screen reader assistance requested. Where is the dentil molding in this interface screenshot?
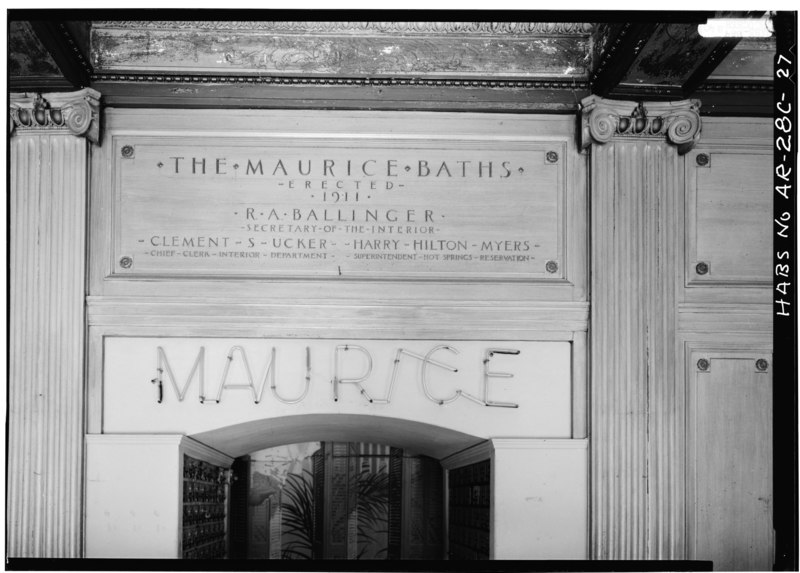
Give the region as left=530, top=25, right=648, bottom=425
left=10, top=88, right=101, bottom=143
left=580, top=95, right=702, bottom=154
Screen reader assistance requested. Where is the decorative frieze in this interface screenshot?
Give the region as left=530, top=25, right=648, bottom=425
left=10, top=88, right=101, bottom=143
left=580, top=95, right=701, bottom=154
left=91, top=23, right=590, bottom=78
left=93, top=21, right=593, bottom=35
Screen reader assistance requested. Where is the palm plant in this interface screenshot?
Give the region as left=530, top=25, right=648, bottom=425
left=279, top=470, right=315, bottom=559
left=354, top=467, right=390, bottom=559
left=277, top=461, right=392, bottom=559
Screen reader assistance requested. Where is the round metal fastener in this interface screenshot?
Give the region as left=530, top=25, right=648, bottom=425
left=546, top=151, right=559, bottom=163
left=119, top=256, right=133, bottom=269
left=697, top=358, right=710, bottom=372
left=545, top=260, right=559, bottom=273
left=696, top=153, right=709, bottom=166
left=755, top=358, right=768, bottom=371
left=121, top=145, right=135, bottom=158
left=695, top=261, right=709, bottom=275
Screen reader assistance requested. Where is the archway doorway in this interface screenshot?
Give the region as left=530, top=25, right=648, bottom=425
left=228, top=441, right=443, bottom=560
left=188, top=415, right=492, bottom=560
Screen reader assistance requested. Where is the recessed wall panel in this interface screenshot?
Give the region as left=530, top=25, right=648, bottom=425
left=686, top=150, right=771, bottom=287
left=687, top=350, right=773, bottom=570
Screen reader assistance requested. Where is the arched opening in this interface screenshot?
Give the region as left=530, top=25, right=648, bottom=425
left=189, top=414, right=488, bottom=560
left=189, top=413, right=487, bottom=459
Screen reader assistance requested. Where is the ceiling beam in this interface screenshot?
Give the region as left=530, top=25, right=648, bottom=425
left=681, top=37, right=742, bottom=96
left=590, top=22, right=659, bottom=97
left=28, top=20, right=93, bottom=88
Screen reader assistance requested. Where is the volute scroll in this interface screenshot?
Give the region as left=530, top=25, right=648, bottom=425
left=580, top=95, right=701, bottom=154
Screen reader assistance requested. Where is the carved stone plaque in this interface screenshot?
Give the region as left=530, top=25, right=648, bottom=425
left=113, top=137, right=564, bottom=280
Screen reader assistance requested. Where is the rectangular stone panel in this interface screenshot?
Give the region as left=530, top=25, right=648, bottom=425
left=111, top=136, right=565, bottom=281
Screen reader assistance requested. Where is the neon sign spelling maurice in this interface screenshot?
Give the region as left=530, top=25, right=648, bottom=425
left=152, top=344, right=521, bottom=408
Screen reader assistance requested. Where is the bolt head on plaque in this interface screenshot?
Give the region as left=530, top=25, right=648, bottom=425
left=695, top=261, right=709, bottom=275
left=119, top=256, right=133, bottom=269
left=546, top=151, right=559, bottom=164
left=696, top=153, right=709, bottom=167
left=697, top=358, right=710, bottom=372
left=545, top=260, right=559, bottom=273
left=121, top=145, right=135, bottom=158
left=755, top=358, right=769, bottom=371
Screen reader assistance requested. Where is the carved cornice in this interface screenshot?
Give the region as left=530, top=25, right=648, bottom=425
left=90, top=72, right=588, bottom=91
left=580, top=95, right=701, bottom=154
left=611, top=81, right=773, bottom=95
left=93, top=21, right=593, bottom=35
left=10, top=88, right=101, bottom=143
left=697, top=81, right=774, bottom=92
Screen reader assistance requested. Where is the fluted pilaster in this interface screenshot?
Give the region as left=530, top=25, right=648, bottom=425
left=583, top=96, right=698, bottom=560
left=7, top=90, right=99, bottom=557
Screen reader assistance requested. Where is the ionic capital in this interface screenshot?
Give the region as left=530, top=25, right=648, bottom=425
left=580, top=95, right=701, bottom=154
left=10, top=88, right=101, bottom=144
